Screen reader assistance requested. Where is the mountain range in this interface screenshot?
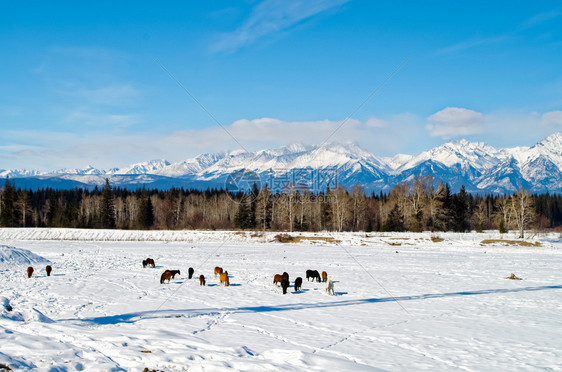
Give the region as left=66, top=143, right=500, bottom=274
left=2, top=132, right=562, bottom=194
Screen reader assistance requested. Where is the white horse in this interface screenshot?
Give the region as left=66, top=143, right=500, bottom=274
left=326, top=279, right=335, bottom=295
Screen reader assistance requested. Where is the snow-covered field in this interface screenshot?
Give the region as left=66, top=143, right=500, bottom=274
left=1, top=228, right=561, bottom=371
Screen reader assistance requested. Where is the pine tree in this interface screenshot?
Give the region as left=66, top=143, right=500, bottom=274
left=234, top=201, right=255, bottom=229
left=137, top=194, right=154, bottom=229
left=0, top=178, right=18, bottom=227
left=382, top=203, right=405, bottom=232
left=100, top=179, right=116, bottom=229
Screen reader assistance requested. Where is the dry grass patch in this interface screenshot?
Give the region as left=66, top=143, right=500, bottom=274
left=480, top=239, right=541, bottom=247
left=274, top=234, right=340, bottom=244
left=431, top=237, right=444, bottom=243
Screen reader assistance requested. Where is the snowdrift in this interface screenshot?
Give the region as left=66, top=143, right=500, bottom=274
left=0, top=245, right=50, bottom=268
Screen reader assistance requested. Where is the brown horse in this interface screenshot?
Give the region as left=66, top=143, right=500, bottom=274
left=273, top=274, right=283, bottom=286
left=321, top=271, right=328, bottom=283
left=219, top=271, right=229, bottom=286
left=144, top=258, right=155, bottom=268
left=199, top=274, right=206, bottom=286
left=27, top=266, right=34, bottom=278
left=214, top=266, right=223, bottom=277
left=45, top=265, right=52, bottom=277
left=160, top=271, right=172, bottom=284
left=164, top=269, right=181, bottom=279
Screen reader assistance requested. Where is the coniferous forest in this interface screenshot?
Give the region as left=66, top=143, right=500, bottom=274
left=0, top=177, right=561, bottom=233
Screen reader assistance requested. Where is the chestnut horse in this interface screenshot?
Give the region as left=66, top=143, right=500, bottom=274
left=45, top=265, right=52, bottom=277
left=27, top=266, right=34, bottom=278
left=199, top=274, right=206, bottom=286
left=220, top=271, right=230, bottom=286
left=164, top=269, right=181, bottom=279
left=321, top=271, right=328, bottom=283
left=273, top=274, right=283, bottom=286
left=160, top=271, right=172, bottom=284
left=214, top=266, right=223, bottom=277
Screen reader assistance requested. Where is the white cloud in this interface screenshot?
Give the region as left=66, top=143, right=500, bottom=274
left=541, top=110, right=562, bottom=126
left=365, top=117, right=388, bottom=128
left=426, top=107, right=484, bottom=138
left=211, top=0, right=349, bottom=53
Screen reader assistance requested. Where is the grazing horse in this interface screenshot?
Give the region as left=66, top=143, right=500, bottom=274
left=214, top=266, right=223, bottom=277
left=281, top=278, right=290, bottom=294
left=273, top=274, right=283, bottom=286
left=220, top=271, right=230, bottom=286
left=144, top=258, right=155, bottom=268
left=27, top=266, right=34, bottom=278
left=306, top=270, right=321, bottom=282
left=321, top=271, right=328, bottom=283
left=164, top=270, right=181, bottom=279
left=326, top=279, right=335, bottom=295
left=294, top=277, right=303, bottom=292
left=188, top=267, right=194, bottom=279
left=199, top=274, right=206, bottom=286
left=160, top=271, right=172, bottom=284
left=45, top=265, right=52, bottom=277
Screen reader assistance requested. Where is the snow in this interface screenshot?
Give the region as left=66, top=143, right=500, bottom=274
left=0, top=245, right=51, bottom=268
left=4, top=133, right=562, bottom=193
left=0, top=228, right=561, bottom=371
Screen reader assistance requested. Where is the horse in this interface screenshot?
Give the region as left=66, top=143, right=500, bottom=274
left=188, top=267, right=194, bottom=279
left=145, top=258, right=155, bottom=268
left=321, top=271, right=328, bottom=283
left=27, top=266, right=34, bottom=278
left=282, top=272, right=289, bottom=283
left=294, top=277, right=303, bottom=292
left=220, top=271, right=230, bottom=286
left=281, top=278, right=290, bottom=294
left=306, top=270, right=321, bottom=282
left=214, top=266, right=223, bottom=276
left=273, top=274, right=283, bottom=286
left=160, top=271, right=172, bottom=284
left=326, top=279, right=335, bottom=295
left=45, top=265, right=52, bottom=277
left=199, top=274, right=206, bottom=286
left=164, top=270, right=181, bottom=279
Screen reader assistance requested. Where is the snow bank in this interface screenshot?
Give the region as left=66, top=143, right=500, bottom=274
left=0, top=245, right=50, bottom=268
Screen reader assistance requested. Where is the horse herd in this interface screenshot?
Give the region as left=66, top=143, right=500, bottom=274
left=23, top=259, right=336, bottom=296
left=145, top=257, right=335, bottom=296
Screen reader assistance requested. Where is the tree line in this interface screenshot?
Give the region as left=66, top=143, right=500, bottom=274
left=1, top=177, right=561, bottom=235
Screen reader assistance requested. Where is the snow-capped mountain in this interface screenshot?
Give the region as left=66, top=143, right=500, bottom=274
left=4, top=132, right=562, bottom=194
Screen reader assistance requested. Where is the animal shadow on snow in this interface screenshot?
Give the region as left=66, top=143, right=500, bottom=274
left=63, top=284, right=562, bottom=326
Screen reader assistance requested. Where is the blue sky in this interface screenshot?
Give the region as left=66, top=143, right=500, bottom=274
left=1, top=0, right=562, bottom=171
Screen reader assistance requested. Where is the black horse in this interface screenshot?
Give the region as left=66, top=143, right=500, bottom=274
left=306, top=269, right=321, bottom=282
left=294, top=277, right=303, bottom=291
left=188, top=267, right=194, bottom=279
left=281, top=278, right=290, bottom=294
